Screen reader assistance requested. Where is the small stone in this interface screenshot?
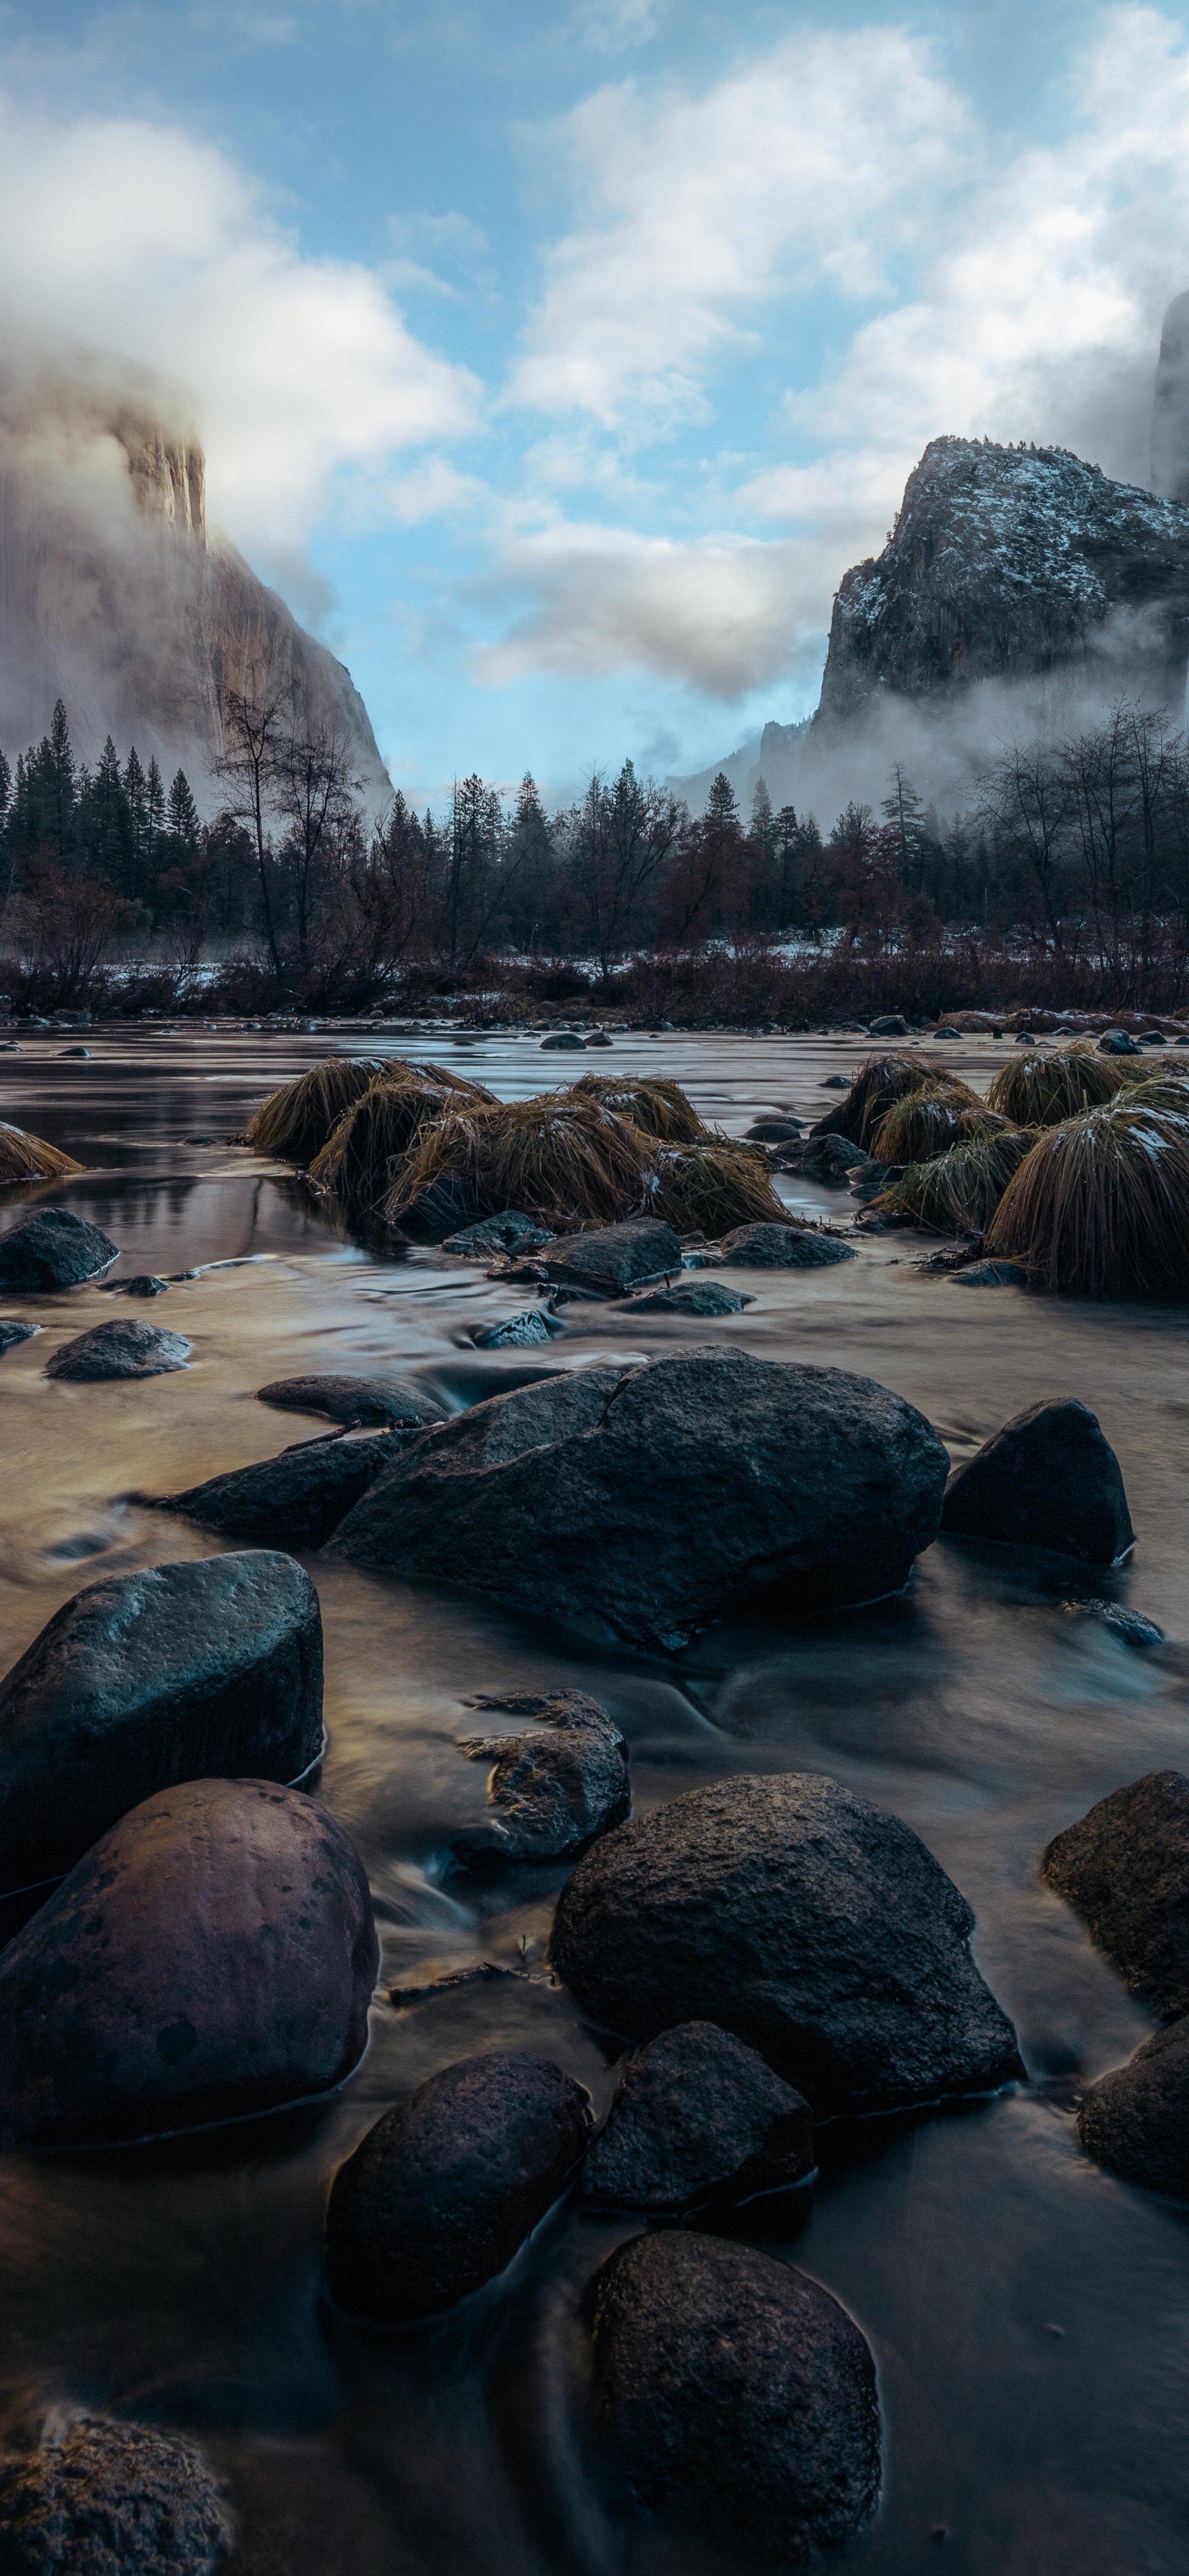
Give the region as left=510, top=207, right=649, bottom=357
left=940, top=1400, right=1134, bottom=1566
left=443, top=1210, right=556, bottom=1255
left=58, top=1044, right=91, bottom=1057
left=0, top=1208, right=117, bottom=1292
left=473, top=1309, right=557, bottom=1347
left=106, top=1274, right=170, bottom=1297
left=0, top=1322, right=37, bottom=1352
left=45, top=1319, right=192, bottom=1381
left=256, top=1373, right=446, bottom=1428
left=869, top=1013, right=908, bottom=1036
left=626, top=1279, right=753, bottom=1315
left=1078, top=2014, right=1189, bottom=2195
left=453, top=1690, right=629, bottom=1863
left=719, top=1222, right=855, bottom=1267
left=583, top=2022, right=814, bottom=2209
left=820, top=1073, right=850, bottom=1088
left=325, top=2051, right=592, bottom=2322
left=948, top=1260, right=1030, bottom=1286
left=1098, top=1029, right=1142, bottom=1055
left=745, top=1117, right=803, bottom=1141
left=0, top=2416, right=232, bottom=2575
left=1063, top=1600, right=1164, bottom=1649
left=1042, top=1771, right=1189, bottom=2022
left=540, top=1031, right=586, bottom=1050
left=151, top=1430, right=407, bottom=1548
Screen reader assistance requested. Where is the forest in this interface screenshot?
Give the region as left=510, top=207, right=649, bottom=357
left=4, top=692, right=1189, bottom=1018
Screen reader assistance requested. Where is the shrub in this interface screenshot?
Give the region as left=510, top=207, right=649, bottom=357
left=987, top=1098, right=1189, bottom=1297
left=986, top=1047, right=1130, bottom=1126
left=877, top=1127, right=1040, bottom=1233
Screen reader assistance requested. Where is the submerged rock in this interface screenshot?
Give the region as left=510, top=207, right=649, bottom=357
left=869, top=1013, right=908, bottom=1036
left=331, top=1349, right=950, bottom=1647
left=583, top=2021, right=814, bottom=2210
left=0, top=1778, right=377, bottom=2145
left=719, top=1222, right=855, bottom=1267
left=257, top=1373, right=447, bottom=1428
left=540, top=1031, right=586, bottom=1051
left=949, top=1260, right=1030, bottom=1287
left=0, top=1322, right=37, bottom=1353
left=745, top=1117, right=803, bottom=1141
left=454, top=1689, right=629, bottom=1862
left=473, top=1311, right=556, bottom=1349
left=551, top=1772, right=1023, bottom=2113
left=443, top=1211, right=556, bottom=1256
left=1041, top=1771, right=1189, bottom=2022
left=0, top=2416, right=233, bottom=2575
left=325, top=2051, right=592, bottom=2321
left=626, top=1279, right=753, bottom=1315
left=1078, top=2017, right=1189, bottom=2194
left=589, top=2232, right=880, bottom=2564
left=940, top=1399, right=1134, bottom=1565
left=0, top=1208, right=117, bottom=1291
left=45, top=1318, right=192, bottom=1381
left=0, top=1551, right=323, bottom=1890
left=541, top=1219, right=681, bottom=1298
left=152, top=1431, right=406, bottom=1548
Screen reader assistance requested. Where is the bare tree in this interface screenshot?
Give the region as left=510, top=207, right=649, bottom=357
left=272, top=718, right=363, bottom=970
left=216, top=688, right=286, bottom=984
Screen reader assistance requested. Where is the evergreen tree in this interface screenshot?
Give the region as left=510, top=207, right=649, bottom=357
left=146, top=756, right=166, bottom=857
left=166, top=769, right=201, bottom=854
left=0, top=748, right=10, bottom=838
left=123, top=747, right=149, bottom=897
left=83, top=737, right=132, bottom=883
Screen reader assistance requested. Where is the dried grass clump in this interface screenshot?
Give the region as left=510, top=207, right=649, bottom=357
left=1116, top=1072, right=1189, bottom=1117
left=987, top=1098, right=1189, bottom=1297
left=878, top=1126, right=1041, bottom=1234
left=573, top=1072, right=708, bottom=1143
left=0, top=1123, right=83, bottom=1183
left=986, top=1046, right=1129, bottom=1127
left=816, top=1054, right=973, bottom=1149
left=644, top=1142, right=785, bottom=1236
left=243, top=1055, right=391, bottom=1162
left=383, top=1091, right=652, bottom=1231
left=871, top=1084, right=1000, bottom=1164
left=311, top=1067, right=496, bottom=1216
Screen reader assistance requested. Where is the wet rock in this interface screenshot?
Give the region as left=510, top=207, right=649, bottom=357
left=257, top=1373, right=446, bottom=1429
left=745, top=1117, right=803, bottom=1141
left=542, top=1219, right=682, bottom=1297
left=589, top=2231, right=880, bottom=2563
left=0, top=2416, right=233, bottom=2575
left=551, top=1771, right=1023, bottom=2112
left=626, top=1279, right=753, bottom=1315
left=1078, top=2017, right=1189, bottom=2193
left=454, top=1689, right=629, bottom=1862
left=940, top=1399, right=1134, bottom=1565
left=719, top=1222, right=856, bottom=1267
left=0, top=1777, right=377, bottom=2144
left=105, top=1273, right=170, bottom=1297
left=820, top=1074, right=851, bottom=1089
left=473, top=1311, right=557, bottom=1349
left=869, top=1013, right=908, bottom=1036
left=540, top=1031, right=586, bottom=1051
left=0, top=1207, right=117, bottom=1292
left=59, top=1044, right=91, bottom=1057
left=44, top=1318, right=192, bottom=1381
left=152, top=1431, right=407, bottom=1549
left=443, top=1210, right=556, bottom=1256
left=1042, top=1771, right=1189, bottom=2022
left=588, top=1031, right=614, bottom=1047
left=0, top=1322, right=37, bottom=1353
left=389, top=1173, right=481, bottom=1242
left=800, top=1132, right=869, bottom=1182
left=935, top=1026, right=962, bottom=1039
left=1063, top=1600, right=1164, bottom=1649
left=583, top=2021, right=814, bottom=2210
left=0, top=1551, right=324, bottom=1890
left=949, top=1260, right=1029, bottom=1286
left=1098, top=1028, right=1142, bottom=1055
left=325, top=2051, right=592, bottom=2322
left=332, top=1349, right=950, bottom=1647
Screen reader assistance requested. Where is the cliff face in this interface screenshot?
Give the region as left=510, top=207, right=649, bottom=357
left=816, top=437, right=1189, bottom=727
left=0, top=394, right=391, bottom=806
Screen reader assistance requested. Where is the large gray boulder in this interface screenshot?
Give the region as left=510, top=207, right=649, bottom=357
left=0, top=1778, right=378, bottom=2144
left=0, top=1207, right=117, bottom=1291
left=256, top=1373, right=446, bottom=1428
left=150, top=1432, right=408, bottom=1550
left=582, top=2021, right=813, bottom=2210
left=541, top=1220, right=681, bottom=1297
left=45, top=1318, right=191, bottom=1380
left=941, top=1400, right=1134, bottom=1564
left=0, top=2417, right=232, bottom=2575
left=326, top=2051, right=592, bottom=2321
left=719, top=1222, right=855, bottom=1266
left=0, top=1552, right=323, bottom=1892
left=551, top=1773, right=1023, bottom=2113
left=589, top=2232, right=880, bottom=2564
left=1042, top=1772, right=1189, bottom=2022
left=331, top=1349, right=950, bottom=1649
left=1078, top=2017, right=1189, bottom=2194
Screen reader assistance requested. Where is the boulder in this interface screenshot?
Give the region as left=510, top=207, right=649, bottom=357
left=325, top=2051, right=592, bottom=2321
left=582, top=2021, right=814, bottom=2209
left=256, top=1373, right=446, bottom=1428
left=44, top=1318, right=192, bottom=1381
left=1099, top=1029, right=1142, bottom=1055
left=473, top=1311, right=555, bottom=1349
left=744, top=1117, right=803, bottom=1141
left=869, top=1013, right=908, bottom=1036
left=0, top=1778, right=378, bottom=2145
left=719, top=1223, right=855, bottom=1268
left=0, top=1552, right=324, bottom=1891
left=453, top=1689, right=629, bottom=1862
left=540, top=1032, right=586, bottom=1051
left=800, top=1132, right=869, bottom=1181
left=443, top=1212, right=556, bottom=1256
left=551, top=1772, right=1023, bottom=2112
left=1078, top=2017, right=1189, bottom=2193
left=151, top=1432, right=408, bottom=1548
left=0, top=1207, right=117, bottom=1291
left=589, top=2232, right=880, bottom=2562
left=940, top=1400, right=1134, bottom=1565
left=1041, top=1772, right=1189, bottom=2022
left=105, top=1273, right=170, bottom=1297
left=0, top=1322, right=37, bottom=1352
left=331, top=1349, right=950, bottom=1647
left=542, top=1219, right=681, bottom=1298
left=0, top=2417, right=232, bottom=2575
left=626, top=1279, right=753, bottom=1315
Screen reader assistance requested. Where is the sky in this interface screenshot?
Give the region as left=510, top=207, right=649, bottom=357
left=3, top=0, right=1189, bottom=808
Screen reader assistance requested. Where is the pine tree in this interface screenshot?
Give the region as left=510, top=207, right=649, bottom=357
left=123, top=747, right=149, bottom=895
left=146, top=756, right=166, bottom=856
left=84, top=737, right=132, bottom=882
left=166, top=769, right=201, bottom=854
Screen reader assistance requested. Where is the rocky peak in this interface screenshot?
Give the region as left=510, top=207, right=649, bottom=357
left=114, top=409, right=207, bottom=540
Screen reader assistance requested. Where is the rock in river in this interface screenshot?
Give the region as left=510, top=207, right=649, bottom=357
left=326, top=2051, right=592, bottom=2321
left=0, top=1551, right=323, bottom=1891
left=940, top=1399, right=1134, bottom=1565
left=589, top=2231, right=880, bottom=2564
left=0, top=1207, right=117, bottom=1291
left=583, top=2021, right=814, bottom=2210
left=0, top=1777, right=378, bottom=2145
left=0, top=1322, right=37, bottom=1353
left=45, top=1317, right=192, bottom=1381
left=541, top=1219, right=681, bottom=1297
left=551, top=1772, right=1023, bottom=2112
left=719, top=1222, right=855, bottom=1267
left=1041, top=1771, right=1189, bottom=2022
left=257, top=1373, right=447, bottom=1428
left=1078, top=2016, right=1189, bottom=2195
left=0, top=2416, right=233, bottom=2576
left=453, top=1689, right=629, bottom=1863
left=331, top=1349, right=950, bottom=1648
left=626, top=1279, right=753, bottom=1316
left=150, top=1431, right=407, bottom=1549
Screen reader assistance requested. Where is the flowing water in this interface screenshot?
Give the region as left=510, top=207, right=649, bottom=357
left=0, top=1022, right=1185, bottom=2574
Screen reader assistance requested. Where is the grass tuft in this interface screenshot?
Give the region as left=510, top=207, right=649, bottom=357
left=986, top=1046, right=1130, bottom=1126
left=815, top=1054, right=972, bottom=1149
left=877, top=1126, right=1041, bottom=1233
left=572, top=1071, right=708, bottom=1143
left=870, top=1083, right=997, bottom=1164
left=382, top=1091, right=654, bottom=1232
left=986, top=1097, right=1189, bottom=1296
left=244, top=1057, right=391, bottom=1164
left=0, top=1123, right=83, bottom=1183
left=643, top=1142, right=786, bottom=1235
left=309, top=1066, right=496, bottom=1217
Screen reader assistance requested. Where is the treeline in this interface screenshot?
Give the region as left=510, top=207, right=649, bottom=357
left=4, top=693, right=1189, bottom=1014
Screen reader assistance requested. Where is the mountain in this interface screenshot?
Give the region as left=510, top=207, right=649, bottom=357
left=667, top=717, right=809, bottom=816
left=0, top=386, right=391, bottom=807
left=814, top=435, right=1189, bottom=729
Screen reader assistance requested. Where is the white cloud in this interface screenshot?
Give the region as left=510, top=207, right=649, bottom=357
left=0, top=92, right=479, bottom=546
left=510, top=30, right=968, bottom=424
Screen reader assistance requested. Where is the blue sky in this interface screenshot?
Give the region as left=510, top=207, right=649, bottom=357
left=2, top=0, right=1189, bottom=807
